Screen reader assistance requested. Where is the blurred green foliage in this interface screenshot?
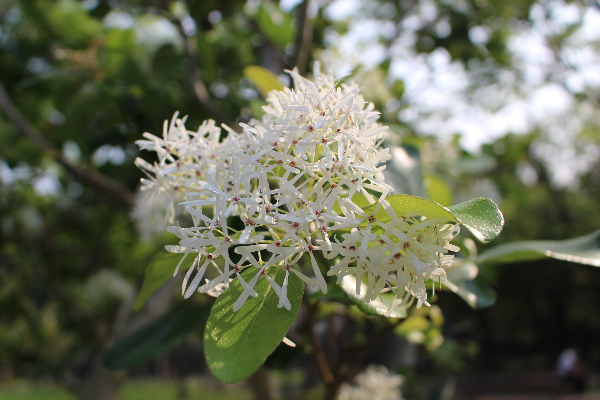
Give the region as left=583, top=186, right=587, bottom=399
left=1, top=0, right=600, bottom=399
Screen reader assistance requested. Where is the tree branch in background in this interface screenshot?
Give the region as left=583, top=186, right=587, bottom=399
left=0, top=80, right=135, bottom=209
left=170, top=18, right=239, bottom=130
left=292, top=0, right=313, bottom=75
left=302, top=293, right=335, bottom=386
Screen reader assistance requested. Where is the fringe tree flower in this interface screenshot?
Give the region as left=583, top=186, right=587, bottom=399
left=135, top=65, right=462, bottom=315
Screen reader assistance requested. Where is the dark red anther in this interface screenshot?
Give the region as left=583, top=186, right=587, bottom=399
left=368, top=215, right=376, bottom=224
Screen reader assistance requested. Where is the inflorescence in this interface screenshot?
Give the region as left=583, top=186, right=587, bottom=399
left=135, top=64, right=460, bottom=316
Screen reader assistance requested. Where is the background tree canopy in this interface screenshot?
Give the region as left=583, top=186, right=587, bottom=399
left=1, top=0, right=599, bottom=399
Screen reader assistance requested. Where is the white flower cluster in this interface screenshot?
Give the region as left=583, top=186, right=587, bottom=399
left=134, top=65, right=460, bottom=314
left=338, top=365, right=404, bottom=400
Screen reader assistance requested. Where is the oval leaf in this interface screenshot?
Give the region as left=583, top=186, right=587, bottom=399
left=365, top=195, right=504, bottom=243
left=244, top=66, right=284, bottom=98
left=133, top=253, right=188, bottom=311
left=476, top=229, right=600, bottom=267
left=448, top=197, right=504, bottom=243
left=204, top=268, right=304, bottom=384
left=340, top=275, right=407, bottom=318
left=103, top=304, right=211, bottom=370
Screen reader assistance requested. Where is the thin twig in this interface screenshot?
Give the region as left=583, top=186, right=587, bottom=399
left=170, top=17, right=239, bottom=130
left=292, top=0, right=313, bottom=75
left=0, top=80, right=135, bottom=209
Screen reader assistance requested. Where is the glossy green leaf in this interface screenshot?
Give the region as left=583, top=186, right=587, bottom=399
left=448, top=197, right=504, bottom=243
left=204, top=268, right=304, bottom=384
left=365, top=195, right=504, bottom=243
left=340, top=275, right=407, bottom=318
left=256, top=1, right=295, bottom=48
left=133, top=253, right=186, bottom=311
left=366, top=194, right=455, bottom=221
left=476, top=229, right=600, bottom=267
left=244, top=66, right=284, bottom=98
left=103, top=304, right=211, bottom=370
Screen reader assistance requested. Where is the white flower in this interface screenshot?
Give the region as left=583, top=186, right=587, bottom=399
left=338, top=365, right=404, bottom=400
left=135, top=64, right=462, bottom=313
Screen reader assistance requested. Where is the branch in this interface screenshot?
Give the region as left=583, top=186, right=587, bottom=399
left=0, top=80, right=135, bottom=209
left=170, top=17, right=239, bottom=130
left=291, top=0, right=314, bottom=75
left=303, top=292, right=335, bottom=385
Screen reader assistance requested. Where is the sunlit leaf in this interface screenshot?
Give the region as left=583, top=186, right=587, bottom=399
left=244, top=66, right=284, bottom=98
left=365, top=195, right=503, bottom=243
left=103, top=304, right=211, bottom=370
left=424, top=174, right=453, bottom=207
left=448, top=197, right=504, bottom=243
left=204, top=268, right=304, bottom=384
left=476, top=229, right=600, bottom=267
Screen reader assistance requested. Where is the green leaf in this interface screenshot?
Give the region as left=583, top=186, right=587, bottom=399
left=448, top=198, right=504, bottom=243
left=340, top=275, right=407, bottom=318
left=133, top=253, right=186, bottom=311
left=256, top=1, right=296, bottom=48
left=445, top=279, right=496, bottom=308
left=244, top=66, right=284, bottom=98
left=424, top=174, right=454, bottom=207
left=103, top=304, right=211, bottom=370
left=204, top=268, right=304, bottom=384
left=476, top=229, right=600, bottom=267
left=444, top=260, right=496, bottom=308
left=365, top=195, right=504, bottom=243
left=395, top=316, right=430, bottom=335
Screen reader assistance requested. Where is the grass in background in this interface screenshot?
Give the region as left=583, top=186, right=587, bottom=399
left=0, top=379, right=253, bottom=400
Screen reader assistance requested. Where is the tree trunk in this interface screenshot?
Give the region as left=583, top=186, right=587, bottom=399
left=247, top=366, right=276, bottom=400
left=69, top=355, right=122, bottom=400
